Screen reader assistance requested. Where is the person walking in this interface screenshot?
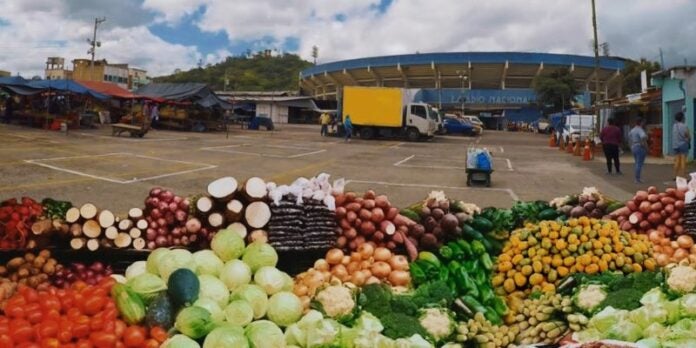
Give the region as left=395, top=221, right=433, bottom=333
left=599, top=118, right=622, bottom=175
left=672, top=112, right=690, bottom=179
left=628, top=117, right=648, bottom=184
left=150, top=103, right=159, bottom=128
left=319, top=112, right=330, bottom=136
left=343, top=115, right=353, bottom=142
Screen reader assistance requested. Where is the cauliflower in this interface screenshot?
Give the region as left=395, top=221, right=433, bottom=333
left=573, top=284, right=607, bottom=314
left=314, top=285, right=355, bottom=320
left=666, top=265, right=696, bottom=294
left=417, top=308, right=455, bottom=343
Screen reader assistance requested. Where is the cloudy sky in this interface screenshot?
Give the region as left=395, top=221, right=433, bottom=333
left=1, top=0, right=694, bottom=77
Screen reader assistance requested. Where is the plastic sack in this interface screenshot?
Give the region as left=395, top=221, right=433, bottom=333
left=332, top=178, right=346, bottom=194
left=323, top=195, right=336, bottom=211
left=476, top=152, right=492, bottom=171
left=677, top=177, right=688, bottom=190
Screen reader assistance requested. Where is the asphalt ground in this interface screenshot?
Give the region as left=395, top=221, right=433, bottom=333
left=1, top=123, right=692, bottom=215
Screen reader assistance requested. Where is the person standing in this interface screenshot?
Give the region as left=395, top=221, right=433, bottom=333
left=599, top=118, right=622, bottom=175
left=319, top=112, right=330, bottom=136
left=3, top=96, right=14, bottom=124
left=672, top=112, right=690, bottom=179
left=150, top=103, right=159, bottom=128
left=628, top=117, right=648, bottom=184
left=343, top=115, right=353, bottom=142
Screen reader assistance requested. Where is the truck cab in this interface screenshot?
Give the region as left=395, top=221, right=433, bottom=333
left=404, top=103, right=438, bottom=140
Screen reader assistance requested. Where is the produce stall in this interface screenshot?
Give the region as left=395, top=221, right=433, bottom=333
left=3, top=174, right=696, bottom=347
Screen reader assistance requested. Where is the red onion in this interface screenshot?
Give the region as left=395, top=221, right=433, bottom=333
left=158, top=201, right=168, bottom=212
left=150, top=197, right=160, bottom=207
left=179, top=199, right=190, bottom=210
left=189, top=234, right=198, bottom=243
left=151, top=208, right=162, bottom=219
left=172, top=238, right=181, bottom=245
left=157, top=227, right=167, bottom=236
left=181, top=236, right=190, bottom=246
left=150, top=187, right=162, bottom=197
left=147, top=241, right=157, bottom=249
left=149, top=220, right=159, bottom=229
left=165, top=214, right=175, bottom=226
left=173, top=196, right=183, bottom=204
left=90, top=262, right=104, bottom=272
left=171, top=228, right=182, bottom=237
left=160, top=191, right=173, bottom=202
left=155, top=236, right=168, bottom=247
left=157, top=217, right=166, bottom=227
left=175, top=210, right=187, bottom=222
left=168, top=202, right=178, bottom=211
left=146, top=228, right=157, bottom=240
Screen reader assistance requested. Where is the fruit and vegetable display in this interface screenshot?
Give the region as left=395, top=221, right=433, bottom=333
left=7, top=175, right=696, bottom=347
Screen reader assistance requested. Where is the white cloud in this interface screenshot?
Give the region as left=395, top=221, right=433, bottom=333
left=0, top=0, right=201, bottom=77
left=142, top=0, right=207, bottom=23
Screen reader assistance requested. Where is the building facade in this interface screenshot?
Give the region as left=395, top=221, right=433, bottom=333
left=45, top=57, right=73, bottom=80
left=0, top=70, right=10, bottom=77
left=652, top=67, right=696, bottom=159
left=71, top=59, right=130, bottom=90
left=128, top=68, right=150, bottom=90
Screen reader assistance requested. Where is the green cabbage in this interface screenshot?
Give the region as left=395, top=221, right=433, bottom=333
left=636, top=337, right=661, bottom=348
left=680, top=294, right=696, bottom=318
left=146, top=248, right=171, bottom=274
left=220, top=259, right=252, bottom=291
left=126, top=272, right=167, bottom=304
left=193, top=250, right=224, bottom=276
left=211, top=228, right=246, bottom=262
left=231, top=284, right=269, bottom=319
left=245, top=320, right=285, bottom=348
left=162, top=334, right=201, bottom=348
left=395, top=334, right=433, bottom=348
left=125, top=261, right=147, bottom=280
left=643, top=322, right=668, bottom=338
left=175, top=306, right=216, bottom=339
left=605, top=320, right=643, bottom=342
left=588, top=307, right=629, bottom=333
left=242, top=241, right=278, bottom=272
left=266, top=292, right=303, bottom=327
left=193, top=298, right=224, bottom=323
left=158, top=249, right=196, bottom=282
left=225, top=300, right=254, bottom=327
left=630, top=305, right=668, bottom=329
left=198, top=274, right=230, bottom=308
left=284, top=310, right=325, bottom=347
left=641, top=287, right=668, bottom=306
left=203, top=326, right=249, bottom=348
left=254, top=267, right=288, bottom=295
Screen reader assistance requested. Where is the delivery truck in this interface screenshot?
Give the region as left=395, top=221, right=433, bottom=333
left=341, top=86, right=438, bottom=141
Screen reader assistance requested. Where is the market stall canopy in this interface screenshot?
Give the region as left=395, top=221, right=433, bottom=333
left=0, top=76, right=29, bottom=86
left=76, top=81, right=136, bottom=99
left=0, top=76, right=44, bottom=95
left=134, top=83, right=231, bottom=109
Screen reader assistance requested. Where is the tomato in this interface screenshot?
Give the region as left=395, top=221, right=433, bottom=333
left=75, top=339, right=94, bottom=348
left=10, top=324, right=34, bottom=343
left=113, top=321, right=126, bottom=339
left=149, top=326, right=168, bottom=343
left=122, top=326, right=145, bottom=348
left=20, top=286, right=39, bottom=303
left=0, top=334, right=14, bottom=348
left=89, top=332, right=117, bottom=348
left=66, top=308, right=81, bottom=320
left=57, top=320, right=73, bottom=344
left=83, top=297, right=107, bottom=316
left=39, top=338, right=60, bottom=348
left=5, top=303, right=26, bottom=319
left=39, top=296, right=61, bottom=313
left=15, top=343, right=40, bottom=348
left=90, top=317, right=105, bottom=331
left=37, top=321, right=59, bottom=339
left=142, top=339, right=159, bottom=348
left=72, top=316, right=91, bottom=339
left=26, top=310, right=43, bottom=325
left=43, top=309, right=61, bottom=323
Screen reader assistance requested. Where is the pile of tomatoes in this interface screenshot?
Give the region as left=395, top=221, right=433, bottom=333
left=0, top=278, right=166, bottom=348
left=0, top=197, right=44, bottom=250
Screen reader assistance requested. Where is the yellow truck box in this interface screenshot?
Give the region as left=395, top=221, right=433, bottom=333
left=343, top=87, right=404, bottom=127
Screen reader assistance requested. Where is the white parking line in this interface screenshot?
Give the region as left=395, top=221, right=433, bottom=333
left=24, top=153, right=216, bottom=184
left=77, top=132, right=188, bottom=142
left=201, top=144, right=326, bottom=159
left=393, top=155, right=415, bottom=166
left=345, top=179, right=519, bottom=201
left=390, top=142, right=405, bottom=149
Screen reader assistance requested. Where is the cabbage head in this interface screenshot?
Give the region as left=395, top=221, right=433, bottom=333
left=588, top=307, right=629, bottom=333
left=211, top=228, right=246, bottom=262
left=175, top=306, right=215, bottom=339
left=679, top=293, right=696, bottom=318
left=203, top=326, right=249, bottom=348
left=198, top=274, right=230, bottom=308
left=636, top=337, right=661, bottom=348
left=231, top=284, right=269, bottom=319
left=158, top=249, right=196, bottom=282
left=146, top=248, right=171, bottom=274
left=126, top=272, right=167, bottom=304
left=266, top=292, right=303, bottom=327
left=254, top=267, right=288, bottom=295
left=162, top=334, right=201, bottom=348
left=220, top=259, right=252, bottom=291
left=193, top=298, right=224, bottom=323
left=245, top=320, right=285, bottom=348
left=225, top=300, right=254, bottom=327
left=125, top=261, right=147, bottom=280
left=605, top=319, right=643, bottom=342
left=242, top=241, right=278, bottom=272
left=193, top=250, right=224, bottom=276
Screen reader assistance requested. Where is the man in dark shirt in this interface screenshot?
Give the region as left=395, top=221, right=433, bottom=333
left=600, top=118, right=622, bottom=175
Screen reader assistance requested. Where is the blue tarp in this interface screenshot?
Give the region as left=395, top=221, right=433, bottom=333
left=548, top=110, right=577, bottom=130
left=0, top=76, right=29, bottom=86
left=503, top=107, right=541, bottom=123
left=27, top=80, right=108, bottom=100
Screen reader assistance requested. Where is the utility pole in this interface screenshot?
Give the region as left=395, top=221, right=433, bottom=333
left=311, top=46, right=319, bottom=65
left=591, top=0, right=600, bottom=134
left=88, top=17, right=106, bottom=80
left=659, top=48, right=665, bottom=69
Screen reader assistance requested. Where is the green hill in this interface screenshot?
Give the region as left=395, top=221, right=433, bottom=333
left=155, top=53, right=313, bottom=91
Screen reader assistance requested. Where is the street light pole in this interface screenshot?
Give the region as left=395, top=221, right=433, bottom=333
left=88, top=17, right=106, bottom=81
left=591, top=0, right=600, bottom=136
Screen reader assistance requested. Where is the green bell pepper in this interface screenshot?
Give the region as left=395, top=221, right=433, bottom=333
left=479, top=253, right=493, bottom=271
left=409, top=261, right=428, bottom=285
left=471, top=240, right=487, bottom=256
left=439, top=245, right=454, bottom=260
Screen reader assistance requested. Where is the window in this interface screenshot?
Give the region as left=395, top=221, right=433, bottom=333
left=411, top=105, right=426, bottom=118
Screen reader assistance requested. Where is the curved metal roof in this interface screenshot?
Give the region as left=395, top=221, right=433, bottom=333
left=301, top=52, right=625, bottom=78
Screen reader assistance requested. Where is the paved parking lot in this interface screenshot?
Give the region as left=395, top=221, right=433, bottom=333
left=0, top=124, right=686, bottom=214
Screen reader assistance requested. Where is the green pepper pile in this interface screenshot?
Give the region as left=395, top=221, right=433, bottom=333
left=409, top=240, right=507, bottom=325
left=41, top=198, right=72, bottom=220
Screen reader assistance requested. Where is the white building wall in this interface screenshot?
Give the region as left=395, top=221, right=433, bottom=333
left=255, top=102, right=288, bottom=124
left=104, top=65, right=129, bottom=89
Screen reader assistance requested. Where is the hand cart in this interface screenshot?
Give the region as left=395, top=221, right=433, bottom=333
left=466, top=168, right=493, bottom=187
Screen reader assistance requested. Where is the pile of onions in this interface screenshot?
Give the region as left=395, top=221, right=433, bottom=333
left=650, top=232, right=696, bottom=266
left=293, top=243, right=410, bottom=310
left=52, top=261, right=113, bottom=288
left=144, top=187, right=205, bottom=248
left=334, top=190, right=420, bottom=260
left=611, top=186, right=686, bottom=236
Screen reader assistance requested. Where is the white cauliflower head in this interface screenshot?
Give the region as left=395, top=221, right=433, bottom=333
left=666, top=265, right=696, bottom=294
left=418, top=308, right=455, bottom=342
left=573, top=284, right=607, bottom=314
left=315, top=285, right=356, bottom=319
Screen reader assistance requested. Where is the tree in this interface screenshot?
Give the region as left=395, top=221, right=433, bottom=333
left=532, top=68, right=578, bottom=113
left=622, top=58, right=661, bottom=94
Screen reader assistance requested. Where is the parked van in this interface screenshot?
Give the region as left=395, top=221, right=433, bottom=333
left=562, top=114, right=596, bottom=142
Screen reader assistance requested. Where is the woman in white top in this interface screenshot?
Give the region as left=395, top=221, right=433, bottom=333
left=672, top=112, right=690, bottom=179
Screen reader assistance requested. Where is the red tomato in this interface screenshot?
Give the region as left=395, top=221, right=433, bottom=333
left=72, top=316, right=91, bottom=339
left=57, top=320, right=73, bottom=344
left=113, top=321, right=126, bottom=339
left=26, top=310, right=43, bottom=325
left=36, top=321, right=59, bottom=339
left=149, top=326, right=167, bottom=343
left=39, top=297, right=61, bottom=313
left=43, top=309, right=61, bottom=323
left=89, top=332, right=117, bottom=348
left=15, top=343, right=40, bottom=348
left=10, top=323, right=34, bottom=343
left=122, top=326, right=146, bottom=348
left=142, top=339, right=159, bottom=348
left=5, top=303, right=26, bottom=319
left=75, top=339, right=94, bottom=348
left=66, top=308, right=81, bottom=320
left=39, top=338, right=60, bottom=348
left=83, top=297, right=107, bottom=316
left=0, top=334, right=14, bottom=348
left=20, top=287, right=39, bottom=303
left=90, top=317, right=105, bottom=331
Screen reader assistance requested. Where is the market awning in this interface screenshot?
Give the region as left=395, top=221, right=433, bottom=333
left=135, top=83, right=231, bottom=109
left=26, top=79, right=109, bottom=100
left=76, top=81, right=136, bottom=99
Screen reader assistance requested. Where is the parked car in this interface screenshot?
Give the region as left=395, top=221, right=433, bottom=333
left=536, top=118, right=550, bottom=133
left=462, top=115, right=484, bottom=128
left=442, top=116, right=476, bottom=136
left=561, top=114, right=595, bottom=142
